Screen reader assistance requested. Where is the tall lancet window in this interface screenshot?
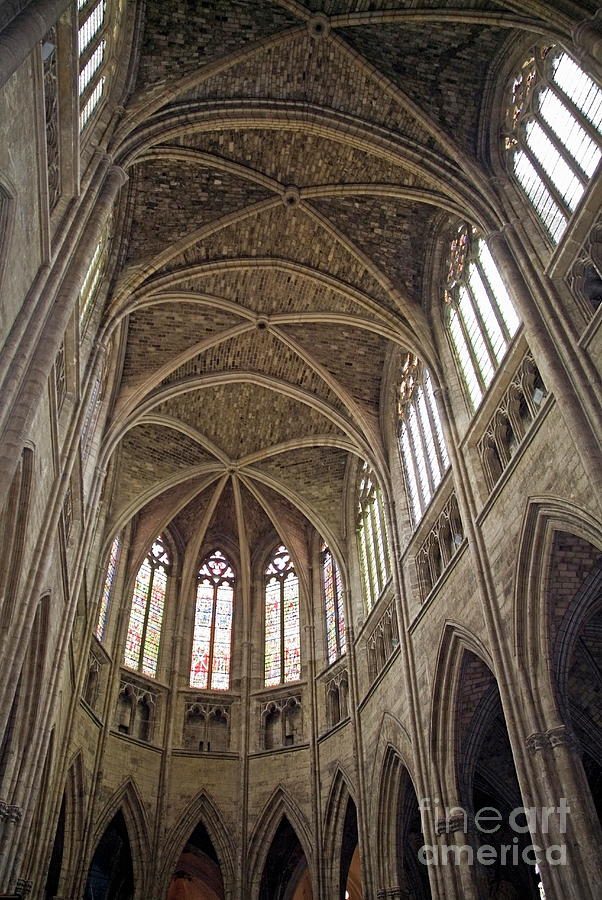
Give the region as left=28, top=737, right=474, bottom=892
left=190, top=550, right=235, bottom=690
left=356, top=463, right=390, bottom=612
left=444, top=224, right=520, bottom=410
left=398, top=355, right=450, bottom=526
left=321, top=542, right=346, bottom=664
left=264, top=545, right=301, bottom=687
left=78, top=0, right=109, bottom=130
left=123, top=536, right=170, bottom=678
left=96, top=533, right=121, bottom=641
left=505, top=45, right=602, bottom=244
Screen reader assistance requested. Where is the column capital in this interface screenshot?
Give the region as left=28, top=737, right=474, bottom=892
left=526, top=724, right=579, bottom=754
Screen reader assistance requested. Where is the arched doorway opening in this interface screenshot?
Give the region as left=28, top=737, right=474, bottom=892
left=339, top=797, right=362, bottom=900
left=396, top=770, right=430, bottom=899
left=166, top=820, right=225, bottom=900
left=44, top=793, right=65, bottom=899
left=551, top=532, right=602, bottom=828
left=259, top=816, right=313, bottom=900
left=457, top=650, right=540, bottom=899
left=84, top=810, right=134, bottom=900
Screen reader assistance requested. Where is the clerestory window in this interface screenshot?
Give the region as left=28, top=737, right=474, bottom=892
left=505, top=45, right=602, bottom=245
left=356, top=463, right=390, bottom=611
left=123, top=535, right=170, bottom=678
left=190, top=550, right=235, bottom=690
left=321, top=542, right=346, bottom=664
left=264, top=545, right=301, bottom=687
left=398, top=355, right=449, bottom=526
left=444, top=224, right=520, bottom=410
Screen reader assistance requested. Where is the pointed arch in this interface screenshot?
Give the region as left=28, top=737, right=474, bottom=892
left=88, top=778, right=151, bottom=900
left=159, top=790, right=235, bottom=900
left=429, top=621, right=493, bottom=800
left=247, top=786, right=314, bottom=900
left=54, top=750, right=87, bottom=899
left=322, top=766, right=358, bottom=900
left=514, top=497, right=602, bottom=678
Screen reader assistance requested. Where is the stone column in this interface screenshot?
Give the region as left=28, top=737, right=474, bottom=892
left=572, top=12, right=602, bottom=70
left=521, top=723, right=602, bottom=900
left=0, top=0, right=72, bottom=87
left=0, top=163, right=127, bottom=508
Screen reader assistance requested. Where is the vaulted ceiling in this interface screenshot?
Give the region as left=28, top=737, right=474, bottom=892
left=101, top=0, right=584, bottom=557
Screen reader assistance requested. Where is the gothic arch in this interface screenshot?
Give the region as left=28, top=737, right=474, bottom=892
left=159, top=790, right=235, bottom=900
left=56, top=751, right=87, bottom=899
left=322, top=766, right=357, bottom=899
left=429, top=621, right=494, bottom=803
left=247, top=786, right=314, bottom=900
left=514, top=498, right=602, bottom=689
left=86, top=778, right=151, bottom=900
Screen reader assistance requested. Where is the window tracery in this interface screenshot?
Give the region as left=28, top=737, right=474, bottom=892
left=444, top=224, right=520, bottom=410
left=356, top=463, right=390, bottom=611
left=190, top=549, right=235, bottom=691
left=264, top=545, right=301, bottom=687
left=505, top=45, right=602, bottom=244
left=321, top=542, right=346, bottom=664
left=398, top=356, right=450, bottom=525
left=123, top=536, right=170, bottom=679
left=96, top=533, right=121, bottom=642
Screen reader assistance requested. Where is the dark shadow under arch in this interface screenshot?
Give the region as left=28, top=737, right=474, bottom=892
left=259, top=815, right=313, bottom=900
left=84, top=810, right=134, bottom=900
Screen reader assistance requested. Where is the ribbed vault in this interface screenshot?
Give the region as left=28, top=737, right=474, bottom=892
left=102, top=0, right=574, bottom=558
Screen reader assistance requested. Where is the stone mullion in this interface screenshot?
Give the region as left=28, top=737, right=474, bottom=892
left=357, top=522, right=374, bottom=612
left=451, top=300, right=488, bottom=398
left=368, top=497, right=385, bottom=595
left=519, top=136, right=575, bottom=220
left=405, top=410, right=428, bottom=513
left=421, top=377, right=448, bottom=478
left=534, top=99, right=590, bottom=187
left=463, top=276, right=500, bottom=376
left=474, top=255, right=512, bottom=348
left=414, top=387, right=440, bottom=495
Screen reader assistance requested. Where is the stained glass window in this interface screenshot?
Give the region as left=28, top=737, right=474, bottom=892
left=398, top=356, right=450, bottom=526
left=505, top=45, right=602, bottom=244
left=321, top=542, right=346, bottom=664
left=444, top=224, right=520, bottom=410
left=96, top=533, right=121, bottom=641
left=78, top=0, right=108, bottom=131
left=264, top=545, right=301, bottom=686
left=356, top=463, right=391, bottom=611
left=190, top=549, right=235, bottom=690
left=123, top=536, right=170, bottom=678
